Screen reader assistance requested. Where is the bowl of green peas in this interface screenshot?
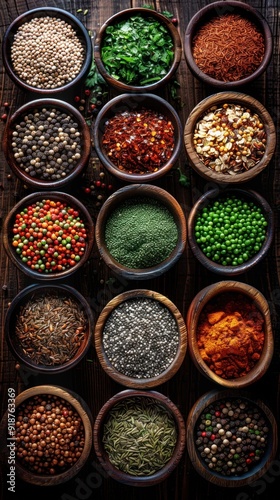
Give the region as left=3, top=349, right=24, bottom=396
left=187, top=188, right=274, bottom=275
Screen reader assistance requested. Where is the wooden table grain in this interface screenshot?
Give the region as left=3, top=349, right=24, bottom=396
left=1, top=1, right=279, bottom=499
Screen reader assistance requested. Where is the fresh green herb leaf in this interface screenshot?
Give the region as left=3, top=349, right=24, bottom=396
left=177, top=167, right=190, bottom=187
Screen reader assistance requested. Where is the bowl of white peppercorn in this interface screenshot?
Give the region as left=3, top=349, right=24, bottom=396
left=2, top=99, right=91, bottom=190
left=94, top=289, right=187, bottom=388
left=186, top=389, right=278, bottom=487
left=2, top=7, right=92, bottom=95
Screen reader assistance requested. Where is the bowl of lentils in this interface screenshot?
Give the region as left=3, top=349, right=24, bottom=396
left=186, top=281, right=274, bottom=389
left=94, top=289, right=187, bottom=388
left=93, top=93, right=183, bottom=183
left=5, top=284, right=94, bottom=374
left=186, top=389, right=278, bottom=487
left=184, top=92, right=276, bottom=184
left=2, top=99, right=91, bottom=189
left=94, top=7, right=182, bottom=93
left=93, top=389, right=186, bottom=486
left=187, top=188, right=274, bottom=275
left=0, top=385, right=92, bottom=485
left=184, top=1, right=273, bottom=88
left=3, top=191, right=94, bottom=280
left=2, top=7, right=92, bottom=95
left=95, top=184, right=187, bottom=280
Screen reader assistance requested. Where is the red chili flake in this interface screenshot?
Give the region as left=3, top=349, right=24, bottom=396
left=102, top=108, right=175, bottom=174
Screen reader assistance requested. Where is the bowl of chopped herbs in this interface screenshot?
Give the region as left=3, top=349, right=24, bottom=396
left=94, top=7, right=182, bottom=92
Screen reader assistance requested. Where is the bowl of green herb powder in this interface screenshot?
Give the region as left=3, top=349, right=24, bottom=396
left=95, top=184, right=187, bottom=280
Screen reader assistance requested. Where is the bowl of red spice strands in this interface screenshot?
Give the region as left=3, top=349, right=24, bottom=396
left=93, top=93, right=183, bottom=183
left=4, top=284, right=94, bottom=374
left=184, top=1, right=273, bottom=88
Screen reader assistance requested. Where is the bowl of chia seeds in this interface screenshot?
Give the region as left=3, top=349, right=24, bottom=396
left=94, top=289, right=187, bottom=388
left=186, top=389, right=278, bottom=487
left=95, top=184, right=187, bottom=280
left=5, top=284, right=94, bottom=374
left=2, top=7, right=92, bottom=95
left=2, top=99, right=91, bottom=190
left=93, top=389, right=186, bottom=486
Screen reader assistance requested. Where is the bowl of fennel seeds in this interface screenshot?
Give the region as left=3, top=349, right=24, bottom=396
left=5, top=284, right=94, bottom=374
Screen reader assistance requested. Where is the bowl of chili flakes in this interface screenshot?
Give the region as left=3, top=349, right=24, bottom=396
left=93, top=93, right=183, bottom=183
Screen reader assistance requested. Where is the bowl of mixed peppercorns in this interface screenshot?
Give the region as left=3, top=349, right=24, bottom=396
left=184, top=92, right=276, bottom=184
left=94, top=93, right=183, bottom=183
left=2, top=7, right=92, bottom=95
left=2, top=99, right=91, bottom=190
left=186, top=389, right=277, bottom=487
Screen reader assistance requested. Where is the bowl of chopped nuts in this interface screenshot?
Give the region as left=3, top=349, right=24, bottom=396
left=184, top=1, right=273, bottom=88
left=2, top=7, right=92, bottom=95
left=184, top=92, right=276, bottom=184
left=186, top=389, right=278, bottom=487
left=186, top=281, right=274, bottom=389
left=5, top=283, right=94, bottom=374
left=2, top=99, right=91, bottom=190
left=94, top=289, right=187, bottom=388
left=94, top=7, right=182, bottom=93
left=93, top=389, right=186, bottom=486
left=93, top=93, right=183, bottom=183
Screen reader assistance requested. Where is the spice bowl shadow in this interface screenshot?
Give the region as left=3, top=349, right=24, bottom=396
left=95, top=184, right=187, bottom=280
left=2, top=98, right=91, bottom=190
left=186, top=389, right=278, bottom=487
left=93, top=93, right=183, bottom=183
left=4, top=283, right=94, bottom=374
left=2, top=7, right=93, bottom=96
left=94, top=289, right=187, bottom=389
left=187, top=187, right=274, bottom=276
left=184, top=92, right=276, bottom=184
left=94, top=7, right=182, bottom=93
left=0, top=385, right=93, bottom=486
left=186, top=281, right=274, bottom=389
left=93, top=389, right=186, bottom=486
left=184, top=1, right=273, bottom=89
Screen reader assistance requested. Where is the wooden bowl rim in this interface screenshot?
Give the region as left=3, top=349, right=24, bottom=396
left=2, top=98, right=91, bottom=190
left=4, top=283, right=94, bottom=374
left=94, top=7, right=182, bottom=93
left=184, top=92, right=276, bottom=184
left=2, top=7, right=93, bottom=94
left=187, top=187, right=274, bottom=275
left=184, top=0, right=273, bottom=88
left=95, top=184, right=187, bottom=280
left=186, top=280, right=274, bottom=388
left=186, top=389, right=278, bottom=487
left=93, top=389, right=186, bottom=486
left=94, top=289, right=187, bottom=388
left=93, top=93, right=183, bottom=183
left=3, top=191, right=94, bottom=281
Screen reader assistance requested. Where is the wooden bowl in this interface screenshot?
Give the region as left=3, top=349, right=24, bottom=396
left=2, top=7, right=92, bottom=95
left=2, top=99, right=91, bottom=190
left=184, top=92, right=276, bottom=184
left=184, top=1, right=273, bottom=88
left=5, top=284, right=94, bottom=374
left=94, top=7, right=182, bottom=93
left=94, top=289, right=187, bottom=388
left=93, top=389, right=186, bottom=486
left=186, top=389, right=278, bottom=487
left=0, top=385, right=92, bottom=486
left=3, top=191, right=94, bottom=281
left=95, top=184, right=187, bottom=280
left=93, top=93, right=183, bottom=183
left=187, top=187, right=274, bottom=275
left=186, top=281, right=274, bottom=388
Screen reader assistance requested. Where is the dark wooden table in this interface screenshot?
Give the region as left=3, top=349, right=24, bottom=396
left=1, top=1, right=279, bottom=499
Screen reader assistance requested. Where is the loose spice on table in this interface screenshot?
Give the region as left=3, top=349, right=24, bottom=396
left=192, top=13, right=265, bottom=82
left=196, top=292, right=265, bottom=379
left=102, top=108, right=175, bottom=174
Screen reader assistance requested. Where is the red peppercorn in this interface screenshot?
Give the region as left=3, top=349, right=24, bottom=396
left=171, top=17, right=178, bottom=25
left=74, top=96, right=80, bottom=102
left=1, top=113, right=7, bottom=121
left=95, top=180, right=101, bottom=188
left=84, top=187, right=91, bottom=194
left=3, top=102, right=10, bottom=108
left=84, top=89, right=91, bottom=96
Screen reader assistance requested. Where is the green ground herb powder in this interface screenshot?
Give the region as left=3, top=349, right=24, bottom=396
left=104, top=198, right=178, bottom=268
